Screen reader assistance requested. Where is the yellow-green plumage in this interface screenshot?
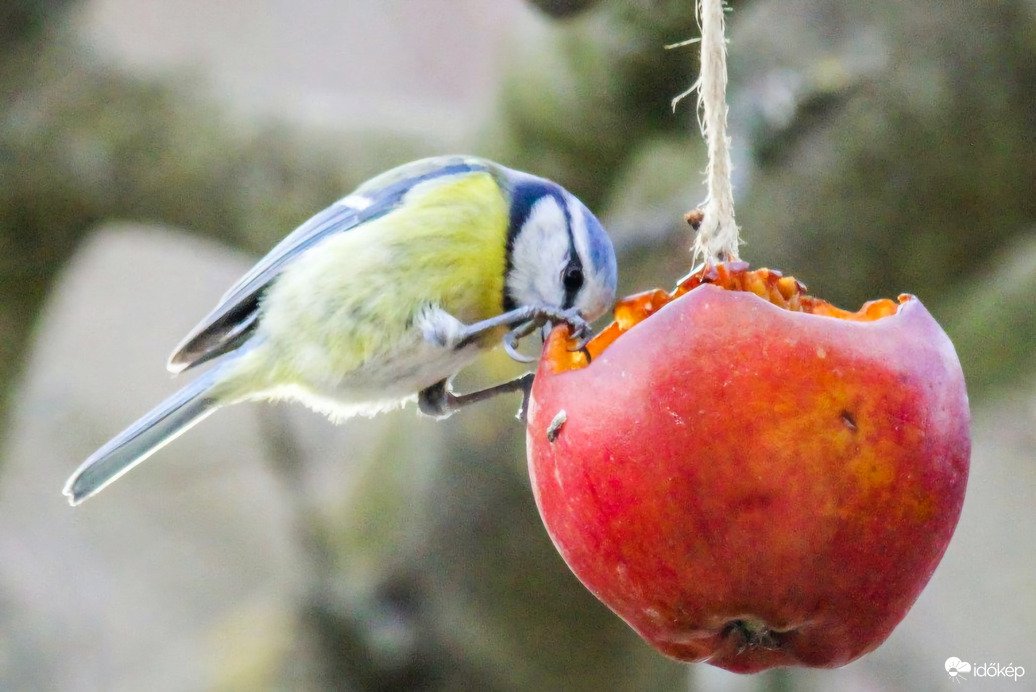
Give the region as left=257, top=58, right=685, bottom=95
left=221, top=172, right=510, bottom=415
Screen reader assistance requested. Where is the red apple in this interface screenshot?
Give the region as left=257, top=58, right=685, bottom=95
left=526, top=264, right=970, bottom=673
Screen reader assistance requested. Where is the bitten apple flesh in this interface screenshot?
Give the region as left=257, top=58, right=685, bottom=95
left=526, top=271, right=970, bottom=673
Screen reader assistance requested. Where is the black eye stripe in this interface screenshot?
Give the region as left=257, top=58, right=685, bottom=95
left=561, top=232, right=583, bottom=310
left=562, top=263, right=584, bottom=309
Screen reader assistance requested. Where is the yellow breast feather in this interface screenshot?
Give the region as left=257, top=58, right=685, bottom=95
left=252, top=172, right=509, bottom=387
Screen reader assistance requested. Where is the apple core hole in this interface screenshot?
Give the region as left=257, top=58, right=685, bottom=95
left=543, top=261, right=907, bottom=374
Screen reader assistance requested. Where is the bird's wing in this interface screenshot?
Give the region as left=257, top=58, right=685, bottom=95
left=167, top=156, right=492, bottom=373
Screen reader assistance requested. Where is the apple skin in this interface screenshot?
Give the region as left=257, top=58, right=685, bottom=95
left=526, top=285, right=970, bottom=673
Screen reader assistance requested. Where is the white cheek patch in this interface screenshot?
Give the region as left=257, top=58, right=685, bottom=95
left=508, top=196, right=570, bottom=308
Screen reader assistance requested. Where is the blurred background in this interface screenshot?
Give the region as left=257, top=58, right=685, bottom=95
left=1, top=0, right=1034, bottom=689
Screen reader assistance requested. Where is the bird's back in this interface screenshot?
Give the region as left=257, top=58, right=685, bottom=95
left=215, top=169, right=512, bottom=412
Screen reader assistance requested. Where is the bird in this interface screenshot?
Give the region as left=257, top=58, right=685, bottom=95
left=63, top=155, right=618, bottom=505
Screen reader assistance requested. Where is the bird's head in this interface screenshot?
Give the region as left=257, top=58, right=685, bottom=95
left=502, top=172, right=618, bottom=323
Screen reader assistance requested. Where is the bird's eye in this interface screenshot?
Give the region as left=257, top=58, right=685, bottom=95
left=563, top=265, right=584, bottom=293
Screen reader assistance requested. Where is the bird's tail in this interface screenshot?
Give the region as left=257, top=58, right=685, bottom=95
left=63, top=368, right=223, bottom=505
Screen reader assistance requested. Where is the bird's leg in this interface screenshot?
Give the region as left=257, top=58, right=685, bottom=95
left=454, top=305, right=592, bottom=363
left=453, top=304, right=589, bottom=346
left=418, top=373, right=535, bottom=422
left=419, top=304, right=591, bottom=365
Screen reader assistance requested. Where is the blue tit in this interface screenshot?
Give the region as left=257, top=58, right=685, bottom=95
left=63, top=155, right=618, bottom=505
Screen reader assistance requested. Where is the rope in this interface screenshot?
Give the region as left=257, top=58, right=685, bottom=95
left=673, top=0, right=740, bottom=263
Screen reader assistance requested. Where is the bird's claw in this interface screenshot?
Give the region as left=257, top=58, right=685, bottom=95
left=503, top=332, right=536, bottom=363
left=568, top=330, right=594, bottom=353
left=500, top=306, right=593, bottom=363
left=555, top=309, right=592, bottom=350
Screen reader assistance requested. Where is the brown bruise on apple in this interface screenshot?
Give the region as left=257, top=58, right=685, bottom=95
left=527, top=262, right=971, bottom=673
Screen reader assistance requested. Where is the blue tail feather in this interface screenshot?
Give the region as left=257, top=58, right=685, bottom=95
left=63, top=368, right=223, bottom=505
